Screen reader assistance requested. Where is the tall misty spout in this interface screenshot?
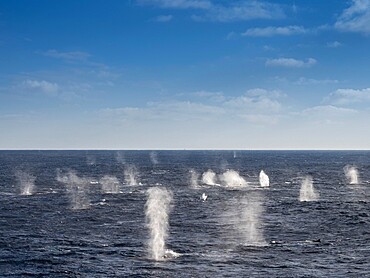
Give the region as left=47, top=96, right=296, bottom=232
left=299, top=176, right=319, bottom=202
left=124, top=165, right=138, bottom=186
left=57, top=170, right=90, bottom=209
left=100, top=175, right=120, bottom=193
left=224, top=193, right=266, bottom=247
left=240, top=195, right=266, bottom=246
left=344, top=165, right=359, bottom=185
left=150, top=151, right=159, bottom=165
left=189, top=169, right=199, bottom=188
left=16, top=170, right=36, bottom=195
left=145, top=187, right=173, bottom=261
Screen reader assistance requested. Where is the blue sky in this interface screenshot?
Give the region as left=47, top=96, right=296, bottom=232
left=1, top=0, right=370, bottom=149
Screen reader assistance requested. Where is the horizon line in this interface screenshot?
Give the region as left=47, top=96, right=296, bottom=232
left=0, top=148, right=369, bottom=151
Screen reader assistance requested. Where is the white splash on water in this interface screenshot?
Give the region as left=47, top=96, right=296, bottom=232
left=124, top=165, right=138, bottom=186
left=57, top=170, right=90, bottom=209
left=189, top=169, right=199, bottom=188
left=219, top=170, right=247, bottom=188
left=201, top=192, right=207, bottom=201
left=259, top=170, right=269, bottom=187
left=15, top=170, right=36, bottom=195
left=202, top=170, right=217, bottom=186
left=163, top=249, right=181, bottom=259
left=299, top=176, right=319, bottom=202
left=344, top=165, right=359, bottom=185
left=145, top=187, right=176, bottom=261
left=100, top=175, right=120, bottom=193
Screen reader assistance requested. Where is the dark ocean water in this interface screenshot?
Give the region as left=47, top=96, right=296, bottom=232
left=0, top=150, right=369, bottom=277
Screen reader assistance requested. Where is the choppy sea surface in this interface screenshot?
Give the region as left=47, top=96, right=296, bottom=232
left=0, top=150, right=369, bottom=277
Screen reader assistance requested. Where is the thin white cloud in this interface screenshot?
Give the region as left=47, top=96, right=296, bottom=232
left=138, top=0, right=211, bottom=9
left=43, top=49, right=115, bottom=72
left=240, top=114, right=280, bottom=125
left=138, top=0, right=284, bottom=22
left=23, top=80, right=59, bottom=96
left=301, top=105, right=358, bottom=125
left=335, top=0, right=370, bottom=34
left=101, top=107, right=151, bottom=121
left=226, top=96, right=281, bottom=114
left=294, top=77, right=339, bottom=85
left=302, top=105, right=357, bottom=115
left=198, top=2, right=284, bottom=22
left=266, top=58, right=316, bottom=68
left=292, top=3, right=298, bottom=14
left=192, top=90, right=225, bottom=102
left=226, top=31, right=239, bottom=40
left=17, top=76, right=105, bottom=101
left=44, top=49, right=91, bottom=61
left=242, top=25, right=307, bottom=37
left=326, top=41, right=342, bottom=48
left=246, top=88, right=286, bottom=98
left=101, top=88, right=285, bottom=125
left=263, top=45, right=275, bottom=51
left=101, top=101, right=224, bottom=122
left=272, top=76, right=339, bottom=85
left=326, top=88, right=370, bottom=105
left=0, top=113, right=31, bottom=120
left=154, top=15, right=173, bottom=22
left=225, top=89, right=283, bottom=114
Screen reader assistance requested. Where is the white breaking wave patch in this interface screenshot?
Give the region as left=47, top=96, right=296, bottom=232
left=259, top=170, right=269, bottom=187
left=343, top=165, right=359, bottom=185
left=299, top=176, right=319, bottom=202
left=15, top=170, right=36, bottom=195
left=219, top=170, right=247, bottom=188
left=100, top=175, right=120, bottom=193
left=145, top=187, right=177, bottom=261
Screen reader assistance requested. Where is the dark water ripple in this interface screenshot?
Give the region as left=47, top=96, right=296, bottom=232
left=0, top=150, right=369, bottom=277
